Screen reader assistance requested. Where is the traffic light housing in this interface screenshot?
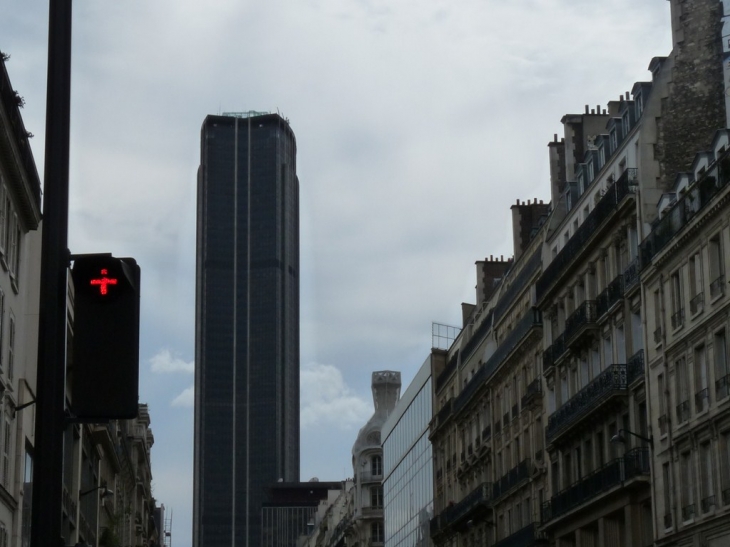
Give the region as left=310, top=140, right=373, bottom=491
left=71, top=254, right=140, bottom=420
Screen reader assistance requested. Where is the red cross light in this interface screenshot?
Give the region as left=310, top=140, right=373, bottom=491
left=90, top=268, right=118, bottom=295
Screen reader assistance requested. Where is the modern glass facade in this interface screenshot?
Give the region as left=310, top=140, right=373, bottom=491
left=194, top=112, right=300, bottom=547
left=382, top=360, right=433, bottom=547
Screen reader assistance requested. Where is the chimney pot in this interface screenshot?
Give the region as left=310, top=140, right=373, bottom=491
left=596, top=104, right=600, bottom=113
left=585, top=105, right=589, bottom=114
left=554, top=133, right=558, bottom=142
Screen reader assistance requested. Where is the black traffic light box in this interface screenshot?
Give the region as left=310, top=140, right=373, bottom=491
left=70, top=254, right=140, bottom=420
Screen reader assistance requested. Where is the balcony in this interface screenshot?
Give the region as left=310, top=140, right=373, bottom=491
left=493, top=459, right=530, bottom=500
left=690, top=292, right=704, bottom=315
left=711, top=274, right=726, bottom=299
left=542, top=448, right=650, bottom=524
left=701, top=495, right=716, bottom=513
left=547, top=365, right=627, bottom=443
left=521, top=377, right=543, bottom=409
left=627, top=350, right=645, bottom=384
left=543, top=333, right=566, bottom=374
left=716, top=374, right=730, bottom=401
left=676, top=400, right=690, bottom=424
left=681, top=504, right=695, bottom=522
left=695, top=388, right=709, bottom=413
left=431, top=398, right=454, bottom=434
left=454, top=308, right=542, bottom=415
left=642, top=153, right=730, bottom=267
left=623, top=258, right=640, bottom=292
left=494, top=523, right=542, bottom=547
left=596, top=275, right=624, bottom=318
left=430, top=482, right=492, bottom=537
left=671, top=308, right=684, bottom=330
left=564, top=301, right=598, bottom=347
left=537, top=168, right=637, bottom=302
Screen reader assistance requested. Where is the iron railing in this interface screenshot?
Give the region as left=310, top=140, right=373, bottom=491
left=547, top=364, right=627, bottom=441
left=716, top=374, right=730, bottom=400
left=681, top=503, right=695, bottom=522
left=641, top=153, right=730, bottom=267
left=564, top=300, right=598, bottom=344
left=432, top=399, right=454, bottom=431
left=671, top=309, right=685, bottom=330
left=543, top=333, right=566, bottom=374
left=521, top=377, right=542, bottom=408
left=436, top=351, right=459, bottom=392
left=492, top=459, right=530, bottom=500
left=624, top=258, right=640, bottom=291
left=676, top=400, right=690, bottom=424
left=542, top=448, right=649, bottom=523
left=627, top=350, right=645, bottom=384
left=493, top=523, right=539, bottom=547
left=690, top=292, right=704, bottom=315
left=701, top=495, right=716, bottom=513
left=695, top=388, right=709, bottom=413
left=597, top=275, right=624, bottom=318
left=711, top=275, right=726, bottom=299
left=430, top=482, right=492, bottom=536
left=460, top=310, right=493, bottom=363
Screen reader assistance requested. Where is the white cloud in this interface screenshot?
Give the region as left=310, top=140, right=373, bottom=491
left=301, top=363, right=372, bottom=430
left=171, top=386, right=195, bottom=408
left=150, top=349, right=194, bottom=374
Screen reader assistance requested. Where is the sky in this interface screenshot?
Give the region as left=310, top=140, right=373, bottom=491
left=1, top=1, right=673, bottom=544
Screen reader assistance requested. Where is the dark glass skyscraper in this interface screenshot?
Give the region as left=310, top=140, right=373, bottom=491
left=194, top=112, right=300, bottom=547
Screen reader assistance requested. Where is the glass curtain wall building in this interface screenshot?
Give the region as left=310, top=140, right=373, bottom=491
left=194, top=112, right=300, bottom=547
left=382, top=357, right=433, bottom=547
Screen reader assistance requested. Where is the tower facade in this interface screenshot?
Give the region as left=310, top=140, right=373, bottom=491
left=194, top=112, right=300, bottom=547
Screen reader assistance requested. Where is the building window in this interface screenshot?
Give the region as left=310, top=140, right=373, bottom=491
left=622, top=110, right=631, bottom=134
left=716, top=330, right=730, bottom=400
left=681, top=451, right=695, bottom=521
left=689, top=252, right=704, bottom=315
left=710, top=234, right=725, bottom=298
left=700, top=442, right=715, bottom=513
left=371, top=522, right=384, bottom=543
left=2, top=415, right=11, bottom=488
left=658, top=373, right=668, bottom=436
left=676, top=358, right=690, bottom=424
left=371, top=455, right=382, bottom=477
left=721, top=431, right=730, bottom=506
left=695, top=345, right=709, bottom=413
left=670, top=270, right=684, bottom=329
left=370, top=486, right=383, bottom=508
left=635, top=91, right=644, bottom=119
left=663, top=462, right=672, bottom=528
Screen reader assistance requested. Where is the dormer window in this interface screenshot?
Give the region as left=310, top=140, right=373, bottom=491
left=598, top=144, right=606, bottom=169
left=610, top=128, right=618, bottom=152
left=576, top=169, right=585, bottom=195
left=586, top=161, right=594, bottom=183
left=635, top=92, right=644, bottom=119
left=622, top=110, right=631, bottom=134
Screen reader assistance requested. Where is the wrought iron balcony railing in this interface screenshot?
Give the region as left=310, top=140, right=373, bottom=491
left=676, top=400, right=690, bottom=424
left=690, top=292, right=704, bottom=315
left=596, top=275, right=624, bottom=318
left=624, top=258, right=640, bottom=291
left=541, top=448, right=649, bottom=523
left=492, top=459, right=530, bottom=500
left=564, top=300, right=598, bottom=345
left=711, top=274, right=726, bottom=299
left=430, top=482, right=492, bottom=537
left=671, top=309, right=685, bottom=330
left=641, top=153, right=730, bottom=267
left=701, top=495, right=716, bottom=513
left=454, top=308, right=542, bottom=415
left=681, top=503, right=695, bottom=522
left=717, top=374, right=730, bottom=401
left=547, top=364, right=627, bottom=441
left=543, top=333, right=566, bottom=374
left=493, top=523, right=539, bottom=547
left=627, top=350, right=645, bottom=384
left=695, top=388, right=709, bottom=413
left=537, top=168, right=637, bottom=302
left=521, top=377, right=542, bottom=408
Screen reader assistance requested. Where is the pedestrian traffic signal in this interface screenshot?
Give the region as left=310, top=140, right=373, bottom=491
left=70, top=254, right=140, bottom=420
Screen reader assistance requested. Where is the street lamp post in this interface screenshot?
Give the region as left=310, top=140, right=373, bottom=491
left=30, top=0, right=72, bottom=546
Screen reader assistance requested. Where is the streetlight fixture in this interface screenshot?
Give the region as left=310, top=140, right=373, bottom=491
left=79, top=485, right=114, bottom=499
left=610, top=428, right=653, bottom=447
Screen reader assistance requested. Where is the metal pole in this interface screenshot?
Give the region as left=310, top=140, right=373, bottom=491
left=30, top=0, right=72, bottom=545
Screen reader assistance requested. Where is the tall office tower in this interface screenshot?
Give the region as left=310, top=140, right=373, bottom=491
left=194, top=111, right=300, bottom=547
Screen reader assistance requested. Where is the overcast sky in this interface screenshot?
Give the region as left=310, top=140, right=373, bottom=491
left=2, top=1, right=672, bottom=544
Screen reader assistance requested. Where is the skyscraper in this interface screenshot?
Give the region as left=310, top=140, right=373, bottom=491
left=194, top=111, right=300, bottom=547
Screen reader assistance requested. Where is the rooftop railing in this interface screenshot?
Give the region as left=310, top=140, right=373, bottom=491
left=547, top=364, right=627, bottom=441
